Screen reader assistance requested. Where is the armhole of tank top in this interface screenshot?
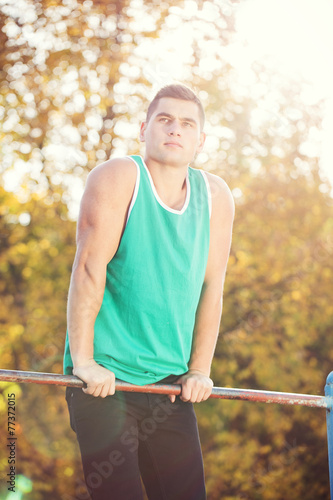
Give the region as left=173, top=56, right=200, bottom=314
left=125, top=156, right=141, bottom=225
left=200, top=170, right=212, bottom=219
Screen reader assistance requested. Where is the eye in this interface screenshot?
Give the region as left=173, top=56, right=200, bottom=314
left=183, top=122, right=193, bottom=128
left=159, top=117, right=169, bottom=123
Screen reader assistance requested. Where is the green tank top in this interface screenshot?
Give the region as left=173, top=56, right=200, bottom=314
left=63, top=155, right=211, bottom=385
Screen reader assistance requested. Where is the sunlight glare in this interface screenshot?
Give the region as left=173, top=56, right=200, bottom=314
left=231, top=0, right=333, bottom=184
left=235, top=0, right=333, bottom=95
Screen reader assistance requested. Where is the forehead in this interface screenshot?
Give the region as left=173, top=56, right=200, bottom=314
left=153, top=97, right=201, bottom=123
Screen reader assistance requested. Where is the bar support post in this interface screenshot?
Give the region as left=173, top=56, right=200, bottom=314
left=325, top=372, right=333, bottom=499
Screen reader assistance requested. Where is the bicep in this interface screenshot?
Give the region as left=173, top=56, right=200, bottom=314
left=204, top=177, right=235, bottom=294
left=76, top=190, right=125, bottom=268
left=74, top=160, right=136, bottom=272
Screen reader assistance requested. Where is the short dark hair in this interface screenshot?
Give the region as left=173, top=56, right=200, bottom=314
left=146, top=84, right=205, bottom=130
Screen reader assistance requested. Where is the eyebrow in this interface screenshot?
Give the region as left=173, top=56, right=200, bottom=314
left=155, top=112, right=198, bottom=125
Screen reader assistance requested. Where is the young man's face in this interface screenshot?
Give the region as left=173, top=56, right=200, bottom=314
left=140, top=97, right=206, bottom=168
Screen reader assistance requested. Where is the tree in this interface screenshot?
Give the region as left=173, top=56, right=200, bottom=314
left=1, top=0, right=332, bottom=498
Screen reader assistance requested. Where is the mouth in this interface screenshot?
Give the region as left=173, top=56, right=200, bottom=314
left=164, top=142, right=183, bottom=148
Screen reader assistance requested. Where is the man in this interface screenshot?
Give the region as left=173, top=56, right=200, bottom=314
left=63, top=84, right=234, bottom=499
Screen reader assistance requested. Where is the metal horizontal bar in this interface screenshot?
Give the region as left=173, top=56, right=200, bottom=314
left=0, top=369, right=328, bottom=409
left=209, top=386, right=328, bottom=408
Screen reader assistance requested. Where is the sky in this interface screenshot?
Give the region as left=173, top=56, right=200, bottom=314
left=137, top=0, right=333, bottom=187
left=233, top=0, right=333, bottom=186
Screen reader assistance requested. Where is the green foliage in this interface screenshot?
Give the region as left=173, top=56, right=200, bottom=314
left=199, top=167, right=333, bottom=499
left=0, top=186, right=78, bottom=499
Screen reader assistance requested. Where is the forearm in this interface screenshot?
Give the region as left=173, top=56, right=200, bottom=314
left=67, top=263, right=106, bottom=368
left=189, top=285, right=223, bottom=376
left=172, top=287, right=221, bottom=404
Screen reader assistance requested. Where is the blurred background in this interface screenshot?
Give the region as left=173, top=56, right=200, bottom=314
left=0, top=0, right=332, bottom=498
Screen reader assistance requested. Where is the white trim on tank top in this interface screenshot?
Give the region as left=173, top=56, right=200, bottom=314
left=126, top=155, right=211, bottom=220
left=141, top=156, right=191, bottom=215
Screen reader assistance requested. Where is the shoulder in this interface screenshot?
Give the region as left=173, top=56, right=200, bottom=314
left=86, top=157, right=137, bottom=192
left=80, top=157, right=138, bottom=216
left=204, top=171, right=235, bottom=221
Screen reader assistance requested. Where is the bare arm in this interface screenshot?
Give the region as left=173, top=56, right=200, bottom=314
left=173, top=173, right=235, bottom=403
left=67, top=158, right=137, bottom=397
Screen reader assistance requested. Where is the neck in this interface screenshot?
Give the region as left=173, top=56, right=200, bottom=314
left=143, top=156, right=189, bottom=211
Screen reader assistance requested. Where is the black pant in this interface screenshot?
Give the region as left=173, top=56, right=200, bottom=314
left=65, top=377, right=206, bottom=500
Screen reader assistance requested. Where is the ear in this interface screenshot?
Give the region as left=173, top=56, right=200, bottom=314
left=139, top=122, right=146, bottom=143
left=196, top=132, right=206, bottom=154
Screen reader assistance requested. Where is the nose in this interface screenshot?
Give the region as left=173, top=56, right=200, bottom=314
left=168, top=120, right=181, bottom=136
